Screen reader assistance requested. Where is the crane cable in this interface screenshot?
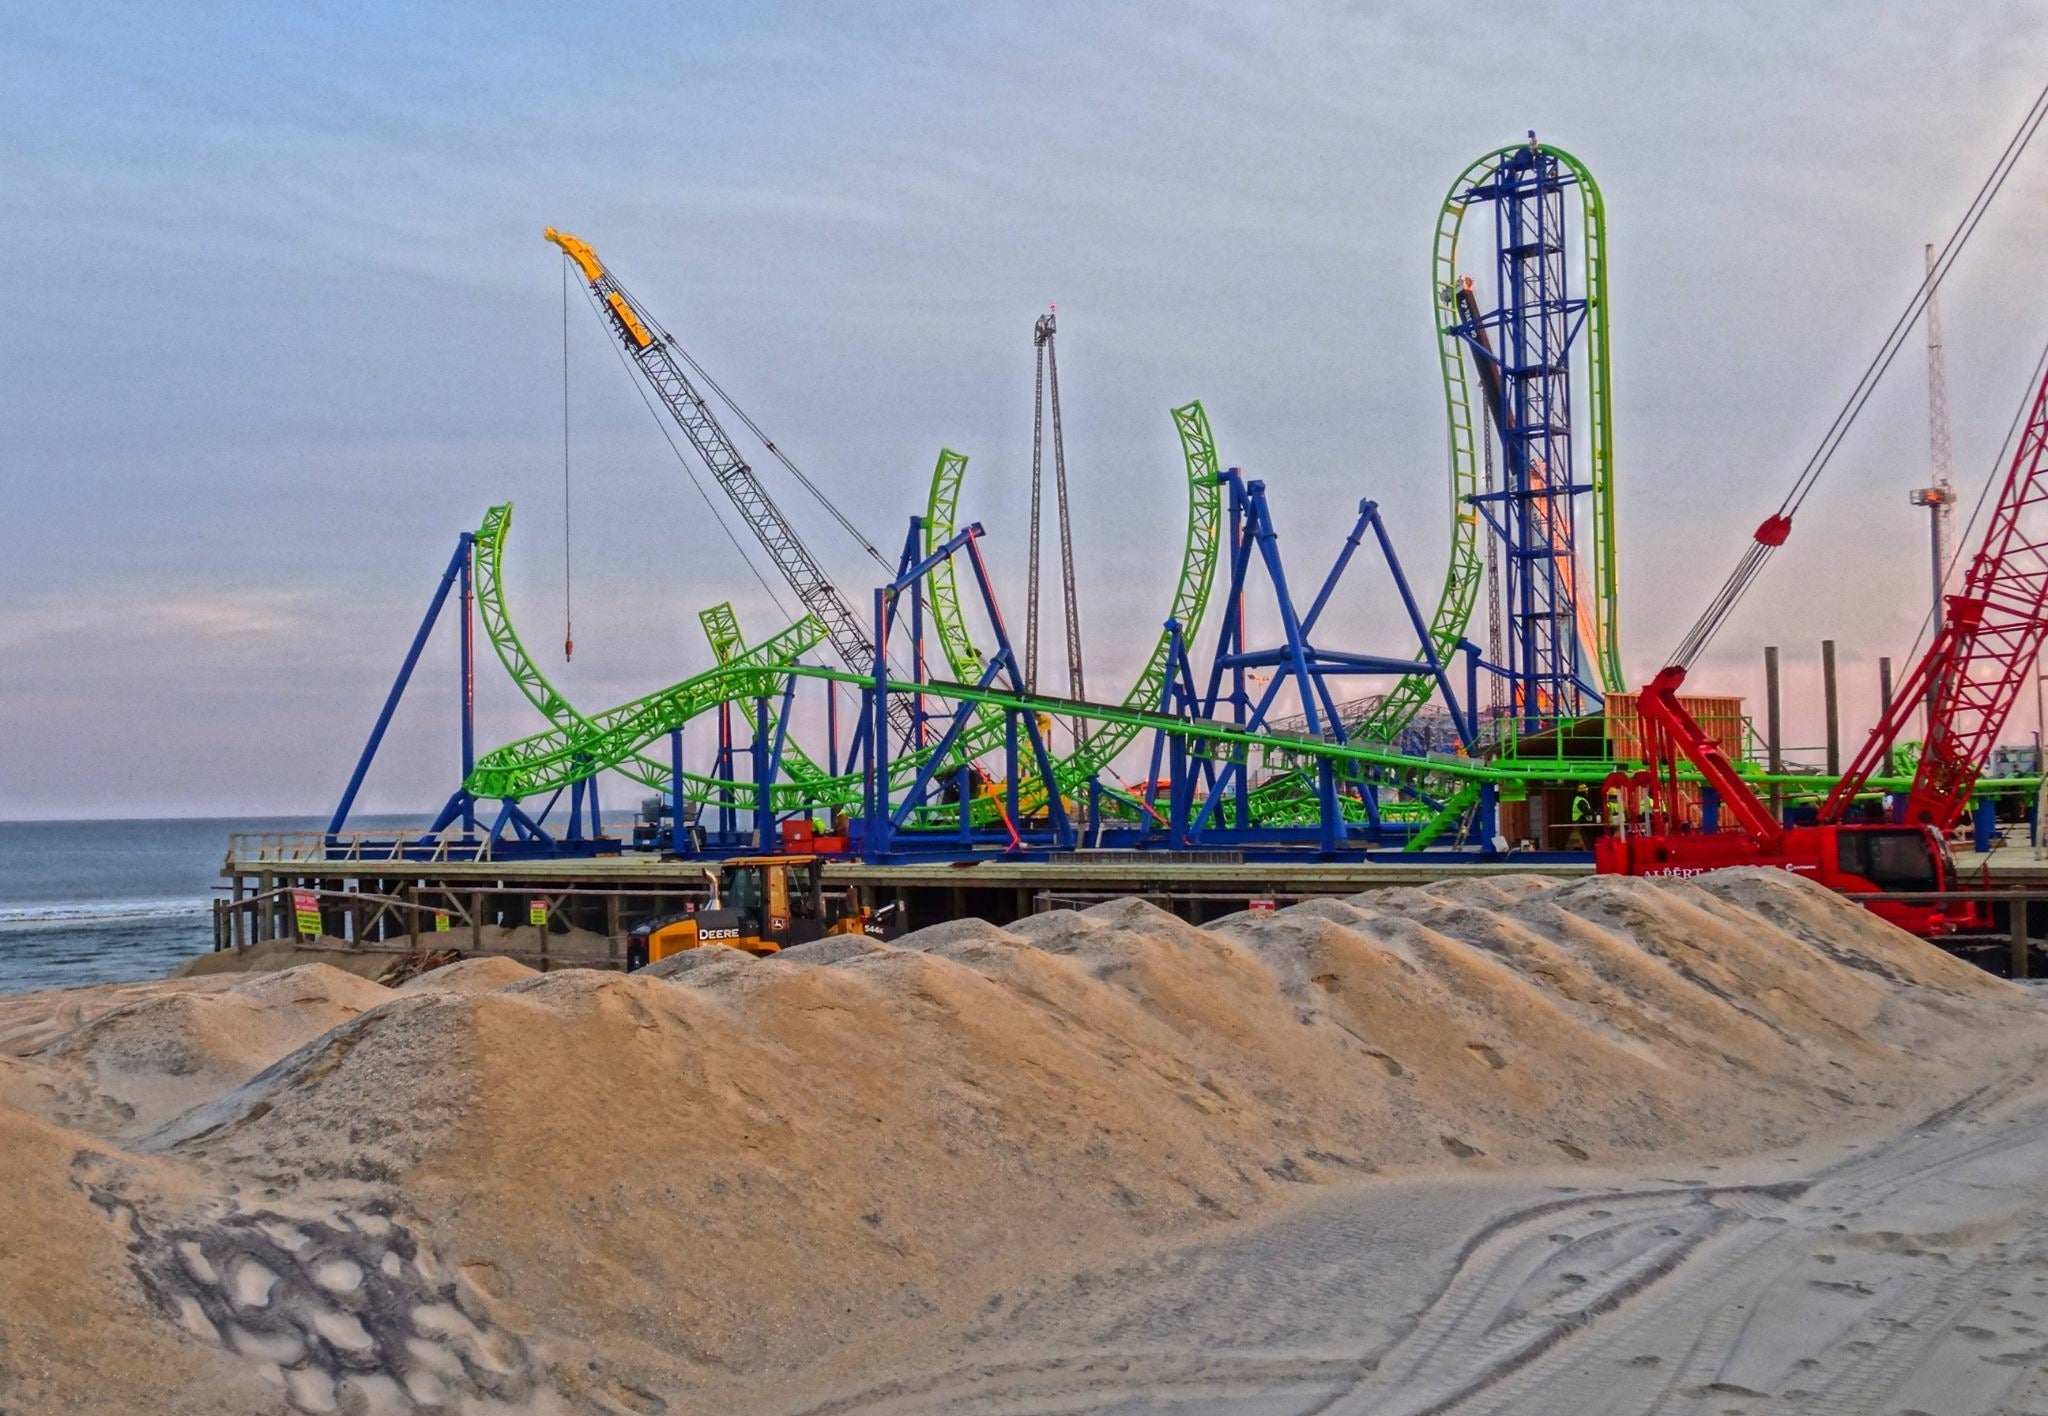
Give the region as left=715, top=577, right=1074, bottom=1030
left=576, top=269, right=797, bottom=620
left=562, top=258, right=575, bottom=662
left=1673, top=78, right=2048, bottom=670
left=573, top=269, right=921, bottom=694
left=668, top=338, right=893, bottom=573
left=616, top=285, right=893, bottom=573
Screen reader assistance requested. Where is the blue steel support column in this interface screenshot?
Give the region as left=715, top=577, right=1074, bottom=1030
left=1168, top=724, right=1190, bottom=847
left=459, top=542, right=476, bottom=834
left=866, top=587, right=892, bottom=862
left=669, top=728, right=687, bottom=855
left=766, top=673, right=797, bottom=837
left=754, top=693, right=773, bottom=850
left=909, top=539, right=928, bottom=759
left=968, top=534, right=1069, bottom=848
left=1144, top=621, right=1180, bottom=823
left=1004, top=711, right=1021, bottom=827
left=1366, top=504, right=1473, bottom=750
left=827, top=680, right=840, bottom=778
left=1229, top=475, right=1251, bottom=830
left=1455, top=140, right=1596, bottom=732
left=328, top=534, right=472, bottom=840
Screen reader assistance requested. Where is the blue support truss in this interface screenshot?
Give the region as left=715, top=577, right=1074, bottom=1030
left=860, top=516, right=1068, bottom=862
left=1449, top=136, right=1603, bottom=730
left=1145, top=470, right=1473, bottom=854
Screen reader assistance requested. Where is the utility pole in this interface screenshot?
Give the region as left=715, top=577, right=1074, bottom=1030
left=1911, top=242, right=1958, bottom=629
left=1028, top=308, right=1087, bottom=741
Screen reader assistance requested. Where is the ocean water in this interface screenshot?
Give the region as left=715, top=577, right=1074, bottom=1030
left=0, top=816, right=423, bottom=994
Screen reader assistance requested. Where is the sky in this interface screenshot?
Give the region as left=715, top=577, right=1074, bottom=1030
left=5, top=1, right=2048, bottom=819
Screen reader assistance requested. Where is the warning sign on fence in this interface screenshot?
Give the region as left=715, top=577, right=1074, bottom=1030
left=528, top=898, right=549, bottom=927
left=1247, top=899, right=1277, bottom=913
left=293, top=891, right=322, bottom=938
left=432, top=910, right=450, bottom=932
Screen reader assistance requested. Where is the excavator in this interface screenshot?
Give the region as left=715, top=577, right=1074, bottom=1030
left=624, top=856, right=902, bottom=969
left=1596, top=357, right=2048, bottom=937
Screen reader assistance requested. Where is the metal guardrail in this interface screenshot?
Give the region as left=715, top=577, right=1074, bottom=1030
left=226, top=830, right=498, bottom=865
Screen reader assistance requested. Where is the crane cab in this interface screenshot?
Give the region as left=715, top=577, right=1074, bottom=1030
left=625, top=856, right=905, bottom=970
left=1817, top=823, right=1973, bottom=934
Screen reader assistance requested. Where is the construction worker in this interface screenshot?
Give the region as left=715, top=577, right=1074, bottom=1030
left=1566, top=788, right=1593, bottom=849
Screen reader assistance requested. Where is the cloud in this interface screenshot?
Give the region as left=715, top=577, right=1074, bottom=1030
left=7, top=2, right=2048, bottom=815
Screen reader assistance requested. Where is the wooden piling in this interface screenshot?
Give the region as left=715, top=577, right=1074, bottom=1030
left=1765, top=647, right=1783, bottom=819
left=1823, top=639, right=1841, bottom=776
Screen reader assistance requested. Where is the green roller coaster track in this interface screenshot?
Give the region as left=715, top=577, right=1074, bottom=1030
left=465, top=402, right=1223, bottom=812
left=1354, top=141, right=1622, bottom=747
left=463, top=471, right=1965, bottom=825
left=473, top=502, right=837, bottom=810
left=443, top=177, right=2048, bottom=849
left=468, top=138, right=1619, bottom=832
left=918, top=404, right=1223, bottom=814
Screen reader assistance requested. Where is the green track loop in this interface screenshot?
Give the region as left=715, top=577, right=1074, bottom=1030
left=467, top=403, right=1222, bottom=817
left=1355, top=141, right=1621, bottom=748
left=919, top=403, right=1223, bottom=815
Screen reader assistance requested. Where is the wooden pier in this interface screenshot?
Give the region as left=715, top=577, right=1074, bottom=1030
left=212, top=829, right=1587, bottom=968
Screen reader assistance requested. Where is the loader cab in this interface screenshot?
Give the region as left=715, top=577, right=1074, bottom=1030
left=625, top=855, right=905, bottom=970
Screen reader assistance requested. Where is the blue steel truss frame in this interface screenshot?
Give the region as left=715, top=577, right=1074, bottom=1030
left=1137, top=470, right=1482, bottom=856
left=1450, top=138, right=1603, bottom=731
left=860, top=516, right=1071, bottom=861
left=328, top=532, right=480, bottom=846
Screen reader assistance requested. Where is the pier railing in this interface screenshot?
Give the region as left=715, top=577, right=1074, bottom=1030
left=226, top=830, right=501, bottom=865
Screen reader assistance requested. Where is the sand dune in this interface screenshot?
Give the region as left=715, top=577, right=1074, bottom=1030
left=0, top=965, right=390, bottom=1139
left=396, top=956, right=541, bottom=996
left=0, top=870, right=2037, bottom=1413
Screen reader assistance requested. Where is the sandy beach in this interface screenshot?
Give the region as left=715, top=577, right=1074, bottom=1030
left=1, top=869, right=2042, bottom=1414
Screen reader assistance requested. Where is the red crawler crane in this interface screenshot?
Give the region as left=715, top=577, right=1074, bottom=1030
left=1598, top=359, right=2048, bottom=936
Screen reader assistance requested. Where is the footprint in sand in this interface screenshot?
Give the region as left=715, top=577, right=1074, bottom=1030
left=1439, top=1135, right=1484, bottom=1159
left=90, top=1186, right=550, bottom=1414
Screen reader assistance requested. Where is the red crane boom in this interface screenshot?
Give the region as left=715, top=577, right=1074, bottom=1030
left=1599, top=358, right=2048, bottom=935
left=1825, top=368, right=2048, bottom=830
